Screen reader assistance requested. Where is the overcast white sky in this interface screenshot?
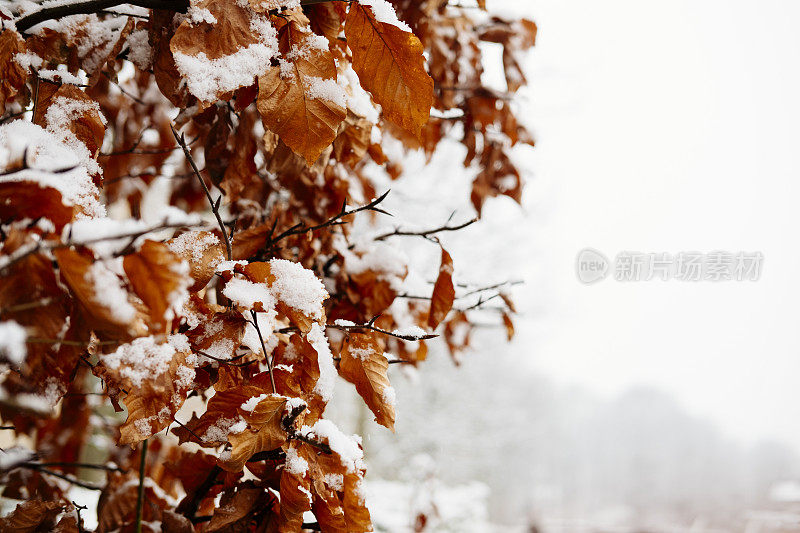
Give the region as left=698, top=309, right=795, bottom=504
left=491, top=0, right=800, bottom=451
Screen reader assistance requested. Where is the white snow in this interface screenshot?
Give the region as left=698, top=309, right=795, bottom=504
left=268, top=259, right=328, bottom=320
left=240, top=393, right=268, bottom=412
left=168, top=231, right=221, bottom=263
left=308, top=323, right=336, bottom=402
left=0, top=121, right=105, bottom=218
left=84, top=260, right=138, bottom=323
left=223, top=277, right=276, bottom=310
left=303, top=419, right=363, bottom=473
left=359, top=0, right=412, bottom=32
left=303, top=76, right=347, bottom=108
left=0, top=321, right=27, bottom=365
left=173, top=13, right=279, bottom=103
left=284, top=445, right=309, bottom=475
left=100, top=334, right=192, bottom=387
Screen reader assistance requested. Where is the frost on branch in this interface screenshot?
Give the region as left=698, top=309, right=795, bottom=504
left=0, top=0, right=532, bottom=528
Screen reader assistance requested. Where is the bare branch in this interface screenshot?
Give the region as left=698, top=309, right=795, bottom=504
left=171, top=124, right=233, bottom=261
left=374, top=217, right=477, bottom=241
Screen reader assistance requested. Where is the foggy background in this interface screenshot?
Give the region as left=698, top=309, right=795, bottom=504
left=329, top=0, right=800, bottom=531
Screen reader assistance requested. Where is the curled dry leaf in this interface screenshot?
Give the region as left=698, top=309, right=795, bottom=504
left=167, top=230, right=226, bottom=291
left=345, top=3, right=434, bottom=137
left=338, top=332, right=396, bottom=430
left=428, top=247, right=455, bottom=329
left=54, top=248, right=147, bottom=337
left=0, top=499, right=64, bottom=533
left=257, top=20, right=346, bottom=165
left=0, top=30, right=27, bottom=114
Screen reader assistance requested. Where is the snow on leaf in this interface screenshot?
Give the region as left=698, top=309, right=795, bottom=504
left=167, top=231, right=225, bottom=291
left=345, top=2, right=434, bottom=137
left=170, top=0, right=279, bottom=106
left=257, top=20, right=346, bottom=165
left=95, top=335, right=197, bottom=444
left=0, top=30, right=27, bottom=114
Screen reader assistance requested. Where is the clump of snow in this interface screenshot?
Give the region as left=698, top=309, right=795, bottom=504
left=268, top=259, right=328, bottom=320
left=336, top=237, right=408, bottom=287
left=392, top=325, right=428, bottom=338
left=187, top=6, right=217, bottom=24
left=204, top=415, right=247, bottom=442
left=284, top=445, right=309, bottom=475
left=0, top=121, right=105, bottom=218
left=382, top=385, right=396, bottom=408
left=242, top=310, right=279, bottom=355
left=216, top=260, right=247, bottom=273
left=13, top=51, right=43, bottom=70
left=339, top=63, right=380, bottom=123
left=303, top=76, right=347, bottom=108
left=173, top=13, right=279, bottom=103
left=0, top=446, right=36, bottom=471
left=303, top=419, right=363, bottom=473
left=101, top=335, right=192, bottom=387
left=126, top=28, right=151, bottom=70
left=84, top=260, right=138, bottom=323
left=0, top=321, right=27, bottom=365
left=168, top=231, right=221, bottom=263
left=44, top=95, right=105, bottom=178
left=360, top=0, right=412, bottom=32
left=224, top=277, right=276, bottom=310
left=241, top=393, right=268, bottom=412
left=333, top=319, right=356, bottom=327
left=308, top=323, right=336, bottom=402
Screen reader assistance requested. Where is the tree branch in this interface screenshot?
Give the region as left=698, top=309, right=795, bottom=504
left=171, top=124, right=233, bottom=261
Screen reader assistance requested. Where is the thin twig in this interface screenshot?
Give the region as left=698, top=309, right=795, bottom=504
left=249, top=311, right=276, bottom=392
left=267, top=190, right=392, bottom=248
left=171, top=124, right=232, bottom=261
left=135, top=439, right=148, bottom=533
left=374, top=217, right=478, bottom=241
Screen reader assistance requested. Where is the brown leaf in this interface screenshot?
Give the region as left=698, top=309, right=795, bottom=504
left=54, top=248, right=147, bottom=336
left=93, top=336, right=197, bottom=444
left=345, top=3, right=433, bottom=137
left=0, top=500, right=63, bottom=533
left=187, top=310, right=247, bottom=364
left=224, top=393, right=289, bottom=472
left=170, top=0, right=275, bottom=106
left=0, top=182, right=77, bottom=233
left=502, top=312, right=514, bottom=341
left=0, top=30, right=28, bottom=114
left=38, top=84, right=106, bottom=160
left=339, top=332, right=395, bottom=430
left=278, top=442, right=313, bottom=532
left=257, top=21, right=346, bottom=165
left=428, top=248, right=455, bottom=329
left=167, top=230, right=226, bottom=291
left=206, top=487, right=268, bottom=532
left=123, top=240, right=190, bottom=329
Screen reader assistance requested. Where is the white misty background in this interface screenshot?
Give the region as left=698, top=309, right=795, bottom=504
left=326, top=0, right=800, bottom=531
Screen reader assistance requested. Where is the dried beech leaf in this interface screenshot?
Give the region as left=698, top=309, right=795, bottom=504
left=339, top=332, right=395, bottom=430
left=0, top=30, right=27, bottom=113
left=345, top=3, right=434, bottom=136
left=428, top=248, right=455, bottom=329
left=257, top=21, right=346, bottom=165
left=0, top=499, right=63, bottom=533
left=123, top=240, right=190, bottom=329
